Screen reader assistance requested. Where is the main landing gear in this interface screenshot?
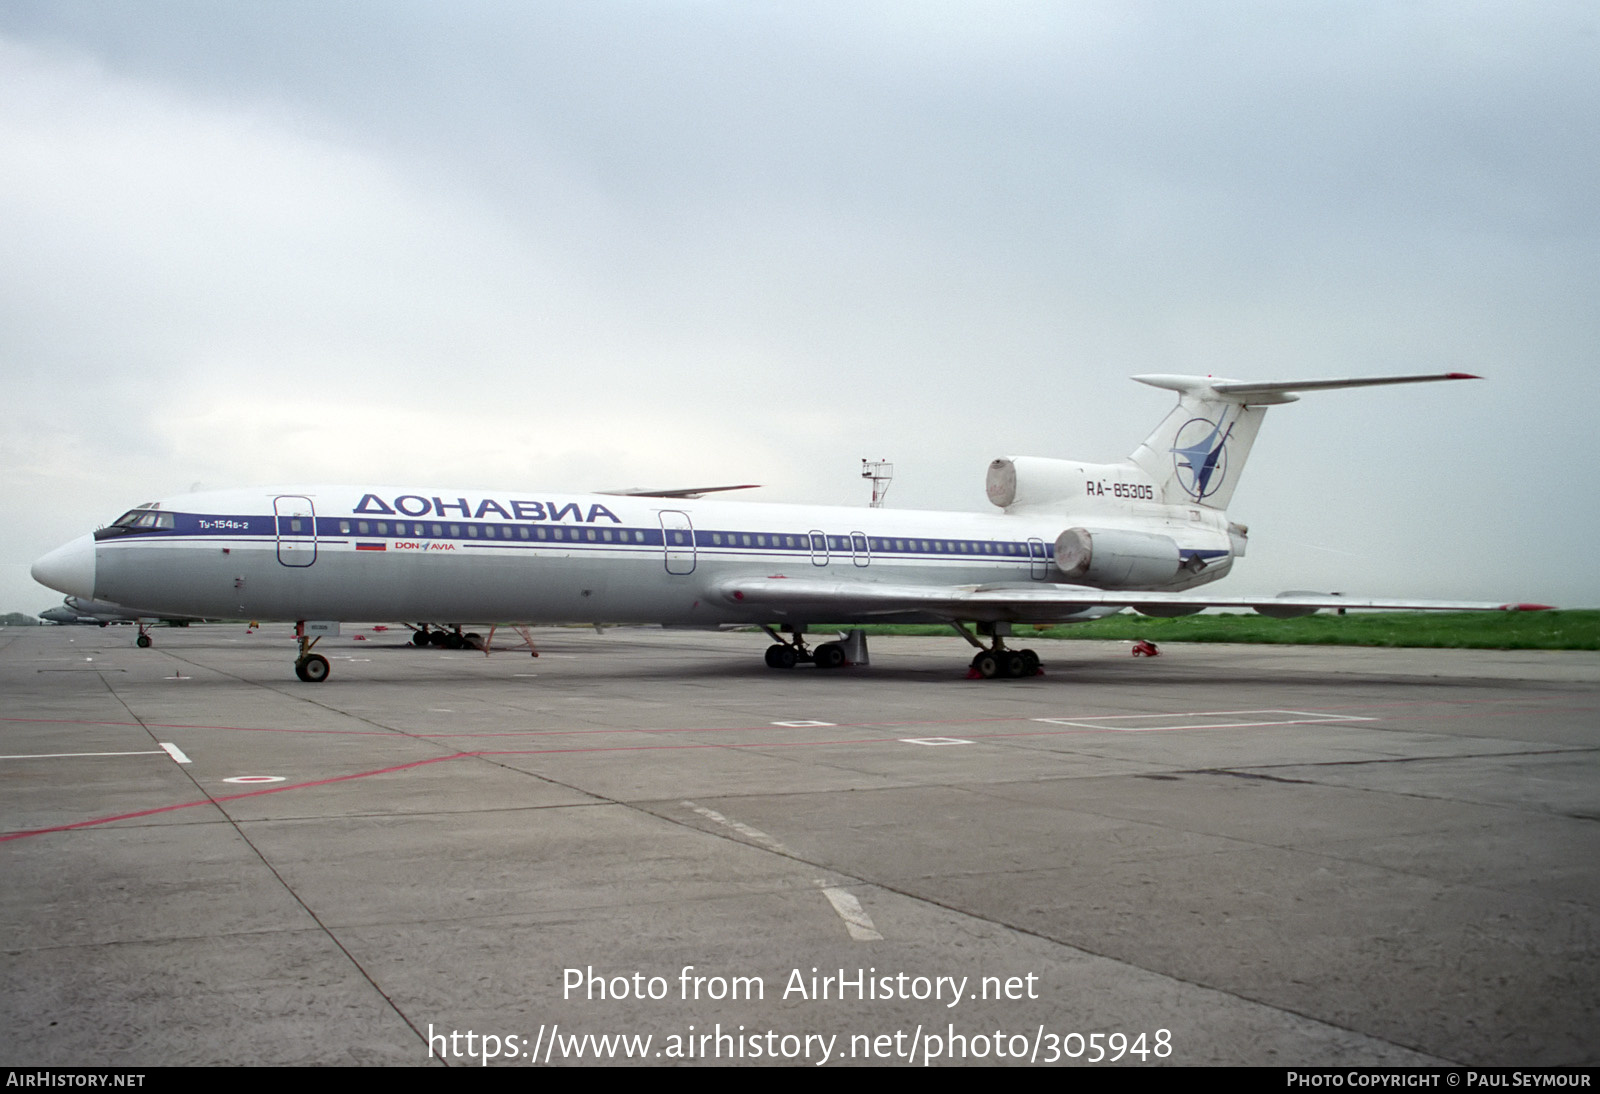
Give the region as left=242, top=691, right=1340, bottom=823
left=759, top=625, right=864, bottom=670
left=952, top=622, right=1043, bottom=680
left=409, top=625, right=485, bottom=650
left=135, top=623, right=154, bottom=648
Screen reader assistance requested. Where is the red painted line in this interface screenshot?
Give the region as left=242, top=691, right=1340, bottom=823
left=0, top=717, right=414, bottom=737
left=0, top=754, right=468, bottom=842
left=19, top=704, right=1534, bottom=843
left=0, top=712, right=1058, bottom=738
left=5, top=719, right=1190, bottom=841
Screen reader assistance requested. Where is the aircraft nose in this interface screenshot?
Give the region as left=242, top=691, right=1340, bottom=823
left=32, top=534, right=96, bottom=599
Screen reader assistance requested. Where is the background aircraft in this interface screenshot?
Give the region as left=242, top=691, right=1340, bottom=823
left=36, top=596, right=204, bottom=645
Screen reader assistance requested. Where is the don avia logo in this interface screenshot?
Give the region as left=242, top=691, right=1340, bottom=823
left=1170, top=414, right=1234, bottom=500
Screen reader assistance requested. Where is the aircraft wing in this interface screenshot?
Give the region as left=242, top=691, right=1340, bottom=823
left=598, top=484, right=761, bottom=499
left=714, top=577, right=1546, bottom=625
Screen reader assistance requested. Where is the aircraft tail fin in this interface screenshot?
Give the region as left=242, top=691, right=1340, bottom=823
left=1127, top=372, right=1478, bottom=510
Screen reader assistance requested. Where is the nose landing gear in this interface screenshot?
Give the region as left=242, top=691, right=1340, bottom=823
left=292, top=622, right=331, bottom=682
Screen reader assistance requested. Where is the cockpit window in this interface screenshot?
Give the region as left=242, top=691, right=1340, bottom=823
left=102, top=508, right=174, bottom=537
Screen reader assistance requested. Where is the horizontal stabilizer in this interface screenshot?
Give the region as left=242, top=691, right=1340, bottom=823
left=1134, top=372, right=1479, bottom=406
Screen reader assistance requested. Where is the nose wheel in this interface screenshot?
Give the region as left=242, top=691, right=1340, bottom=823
left=293, top=627, right=330, bottom=682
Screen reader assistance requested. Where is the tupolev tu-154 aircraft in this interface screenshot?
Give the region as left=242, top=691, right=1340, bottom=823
left=31, top=373, right=1546, bottom=683
left=38, top=595, right=204, bottom=643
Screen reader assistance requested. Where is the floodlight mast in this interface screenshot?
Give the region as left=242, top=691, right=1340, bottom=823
left=861, top=458, right=893, bottom=508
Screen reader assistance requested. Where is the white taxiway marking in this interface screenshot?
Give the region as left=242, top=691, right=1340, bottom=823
left=1031, top=709, right=1376, bottom=732
left=900, top=737, right=973, bottom=746
left=0, top=750, right=165, bottom=761
left=771, top=720, right=835, bottom=728
left=222, top=775, right=286, bottom=784
left=686, top=802, right=795, bottom=855
left=820, top=886, right=883, bottom=942
left=159, top=743, right=192, bottom=764
left=684, top=801, right=882, bottom=942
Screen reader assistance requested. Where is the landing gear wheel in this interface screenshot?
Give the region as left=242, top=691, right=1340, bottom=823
left=765, top=644, right=798, bottom=669
left=999, top=651, right=1027, bottom=678
left=972, top=651, right=1000, bottom=679
left=412, top=632, right=430, bottom=647
left=135, top=634, right=152, bottom=649
left=814, top=642, right=847, bottom=669
left=464, top=632, right=484, bottom=651
left=294, top=654, right=330, bottom=683
left=1020, top=649, right=1041, bottom=676
left=428, top=630, right=449, bottom=647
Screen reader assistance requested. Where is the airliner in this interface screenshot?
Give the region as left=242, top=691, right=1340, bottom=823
left=31, top=373, right=1544, bottom=682
left=37, top=596, right=202, bottom=642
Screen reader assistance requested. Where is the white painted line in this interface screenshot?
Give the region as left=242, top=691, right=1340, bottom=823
left=158, top=743, right=192, bottom=765
left=900, top=737, right=973, bottom=746
left=819, top=885, right=883, bottom=942
left=772, top=720, right=835, bottom=727
left=222, top=775, right=285, bottom=784
left=684, top=801, right=796, bottom=855
left=164, top=674, right=191, bottom=680
left=684, top=801, right=883, bottom=942
left=1031, top=709, right=1376, bottom=733
left=0, top=750, right=164, bottom=761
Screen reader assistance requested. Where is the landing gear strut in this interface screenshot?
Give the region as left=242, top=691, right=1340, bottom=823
left=293, top=626, right=330, bottom=683
left=952, top=622, right=1043, bottom=679
left=135, top=623, right=153, bottom=649
left=759, top=625, right=863, bottom=670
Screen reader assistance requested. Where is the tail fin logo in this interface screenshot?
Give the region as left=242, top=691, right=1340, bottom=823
left=1170, top=414, right=1234, bottom=501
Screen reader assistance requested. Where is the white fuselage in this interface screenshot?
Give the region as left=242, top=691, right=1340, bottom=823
left=75, top=484, right=1235, bottom=626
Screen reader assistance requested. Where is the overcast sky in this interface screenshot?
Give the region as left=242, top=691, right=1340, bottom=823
left=3, top=1, right=1596, bottom=613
